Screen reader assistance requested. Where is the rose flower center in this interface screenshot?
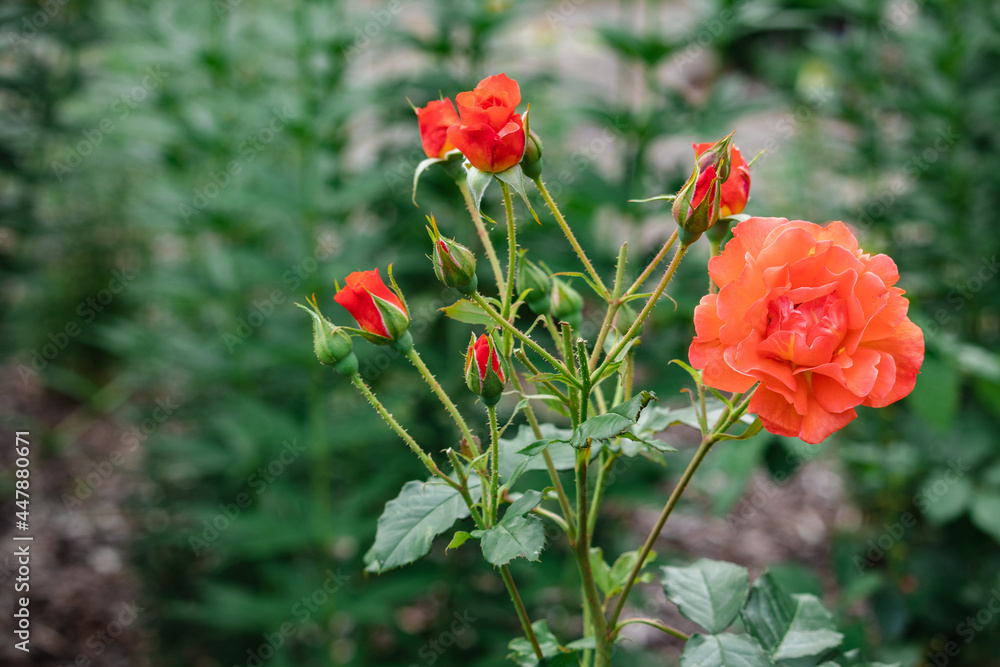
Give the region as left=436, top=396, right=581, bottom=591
left=759, top=293, right=847, bottom=368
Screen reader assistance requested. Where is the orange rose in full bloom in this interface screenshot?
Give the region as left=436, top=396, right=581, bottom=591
left=689, top=217, right=924, bottom=444
left=446, top=73, right=525, bottom=173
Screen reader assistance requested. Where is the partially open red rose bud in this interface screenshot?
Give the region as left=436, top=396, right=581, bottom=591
left=694, top=139, right=750, bottom=218
left=334, top=269, right=410, bottom=346
left=464, top=333, right=507, bottom=406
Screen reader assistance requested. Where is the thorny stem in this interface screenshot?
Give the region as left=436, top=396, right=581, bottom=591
left=501, top=565, right=544, bottom=661
left=488, top=405, right=501, bottom=522
left=500, top=182, right=518, bottom=321
left=458, top=178, right=505, bottom=296
left=471, top=292, right=579, bottom=385
left=576, top=445, right=609, bottom=664
left=594, top=240, right=688, bottom=385
left=534, top=177, right=610, bottom=298
left=606, top=436, right=716, bottom=637
left=511, top=368, right=576, bottom=537
left=625, top=230, right=677, bottom=297
left=404, top=347, right=479, bottom=456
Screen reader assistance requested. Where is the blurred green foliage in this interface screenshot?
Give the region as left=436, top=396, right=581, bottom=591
left=3, top=0, right=1000, bottom=665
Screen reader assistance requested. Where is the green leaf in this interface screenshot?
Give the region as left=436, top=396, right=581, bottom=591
left=661, top=558, right=750, bottom=633
left=446, top=530, right=474, bottom=552
left=509, top=620, right=573, bottom=666
left=495, top=163, right=539, bottom=223
left=480, top=515, right=546, bottom=566
left=609, top=390, right=656, bottom=420
left=608, top=549, right=657, bottom=595
left=681, top=633, right=774, bottom=667
left=504, top=489, right=544, bottom=521
left=412, top=155, right=445, bottom=205
left=569, top=392, right=656, bottom=449
left=364, top=478, right=480, bottom=573
left=589, top=548, right=614, bottom=596
left=466, top=164, right=493, bottom=211
left=741, top=573, right=844, bottom=661
left=440, top=298, right=495, bottom=326
left=499, top=424, right=577, bottom=484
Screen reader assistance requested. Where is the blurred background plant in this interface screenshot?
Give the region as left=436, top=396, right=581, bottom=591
left=1, top=0, right=998, bottom=665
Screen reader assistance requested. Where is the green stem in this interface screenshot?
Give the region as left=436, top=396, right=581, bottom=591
left=459, top=178, right=505, bottom=296
left=589, top=244, right=630, bottom=369
left=500, top=182, right=518, bottom=319
left=404, top=347, right=479, bottom=455
left=606, top=436, right=716, bottom=636
left=513, top=350, right=570, bottom=404
left=588, top=450, right=619, bottom=538
left=349, top=373, right=450, bottom=487
left=510, top=367, right=576, bottom=537
left=534, top=177, right=610, bottom=298
left=576, top=446, right=609, bottom=663
left=470, top=292, right=579, bottom=384
left=445, top=448, right=487, bottom=531
left=488, top=405, right=501, bottom=523
left=593, top=240, right=688, bottom=385
left=625, top=230, right=677, bottom=297
left=615, top=617, right=689, bottom=641
left=501, top=565, right=544, bottom=661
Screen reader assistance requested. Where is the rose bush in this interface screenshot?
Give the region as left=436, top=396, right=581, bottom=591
left=446, top=73, right=525, bottom=173
left=690, top=216, right=924, bottom=443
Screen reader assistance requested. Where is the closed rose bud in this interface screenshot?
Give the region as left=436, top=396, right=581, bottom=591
left=464, top=333, right=507, bottom=406
left=672, top=158, right=721, bottom=246
left=550, top=278, right=584, bottom=329
left=297, top=297, right=358, bottom=375
left=521, top=130, right=543, bottom=179
left=416, top=98, right=460, bottom=159
left=334, top=269, right=410, bottom=345
left=426, top=217, right=477, bottom=294
left=517, top=254, right=551, bottom=314
left=694, top=140, right=750, bottom=218
left=446, top=73, right=526, bottom=173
